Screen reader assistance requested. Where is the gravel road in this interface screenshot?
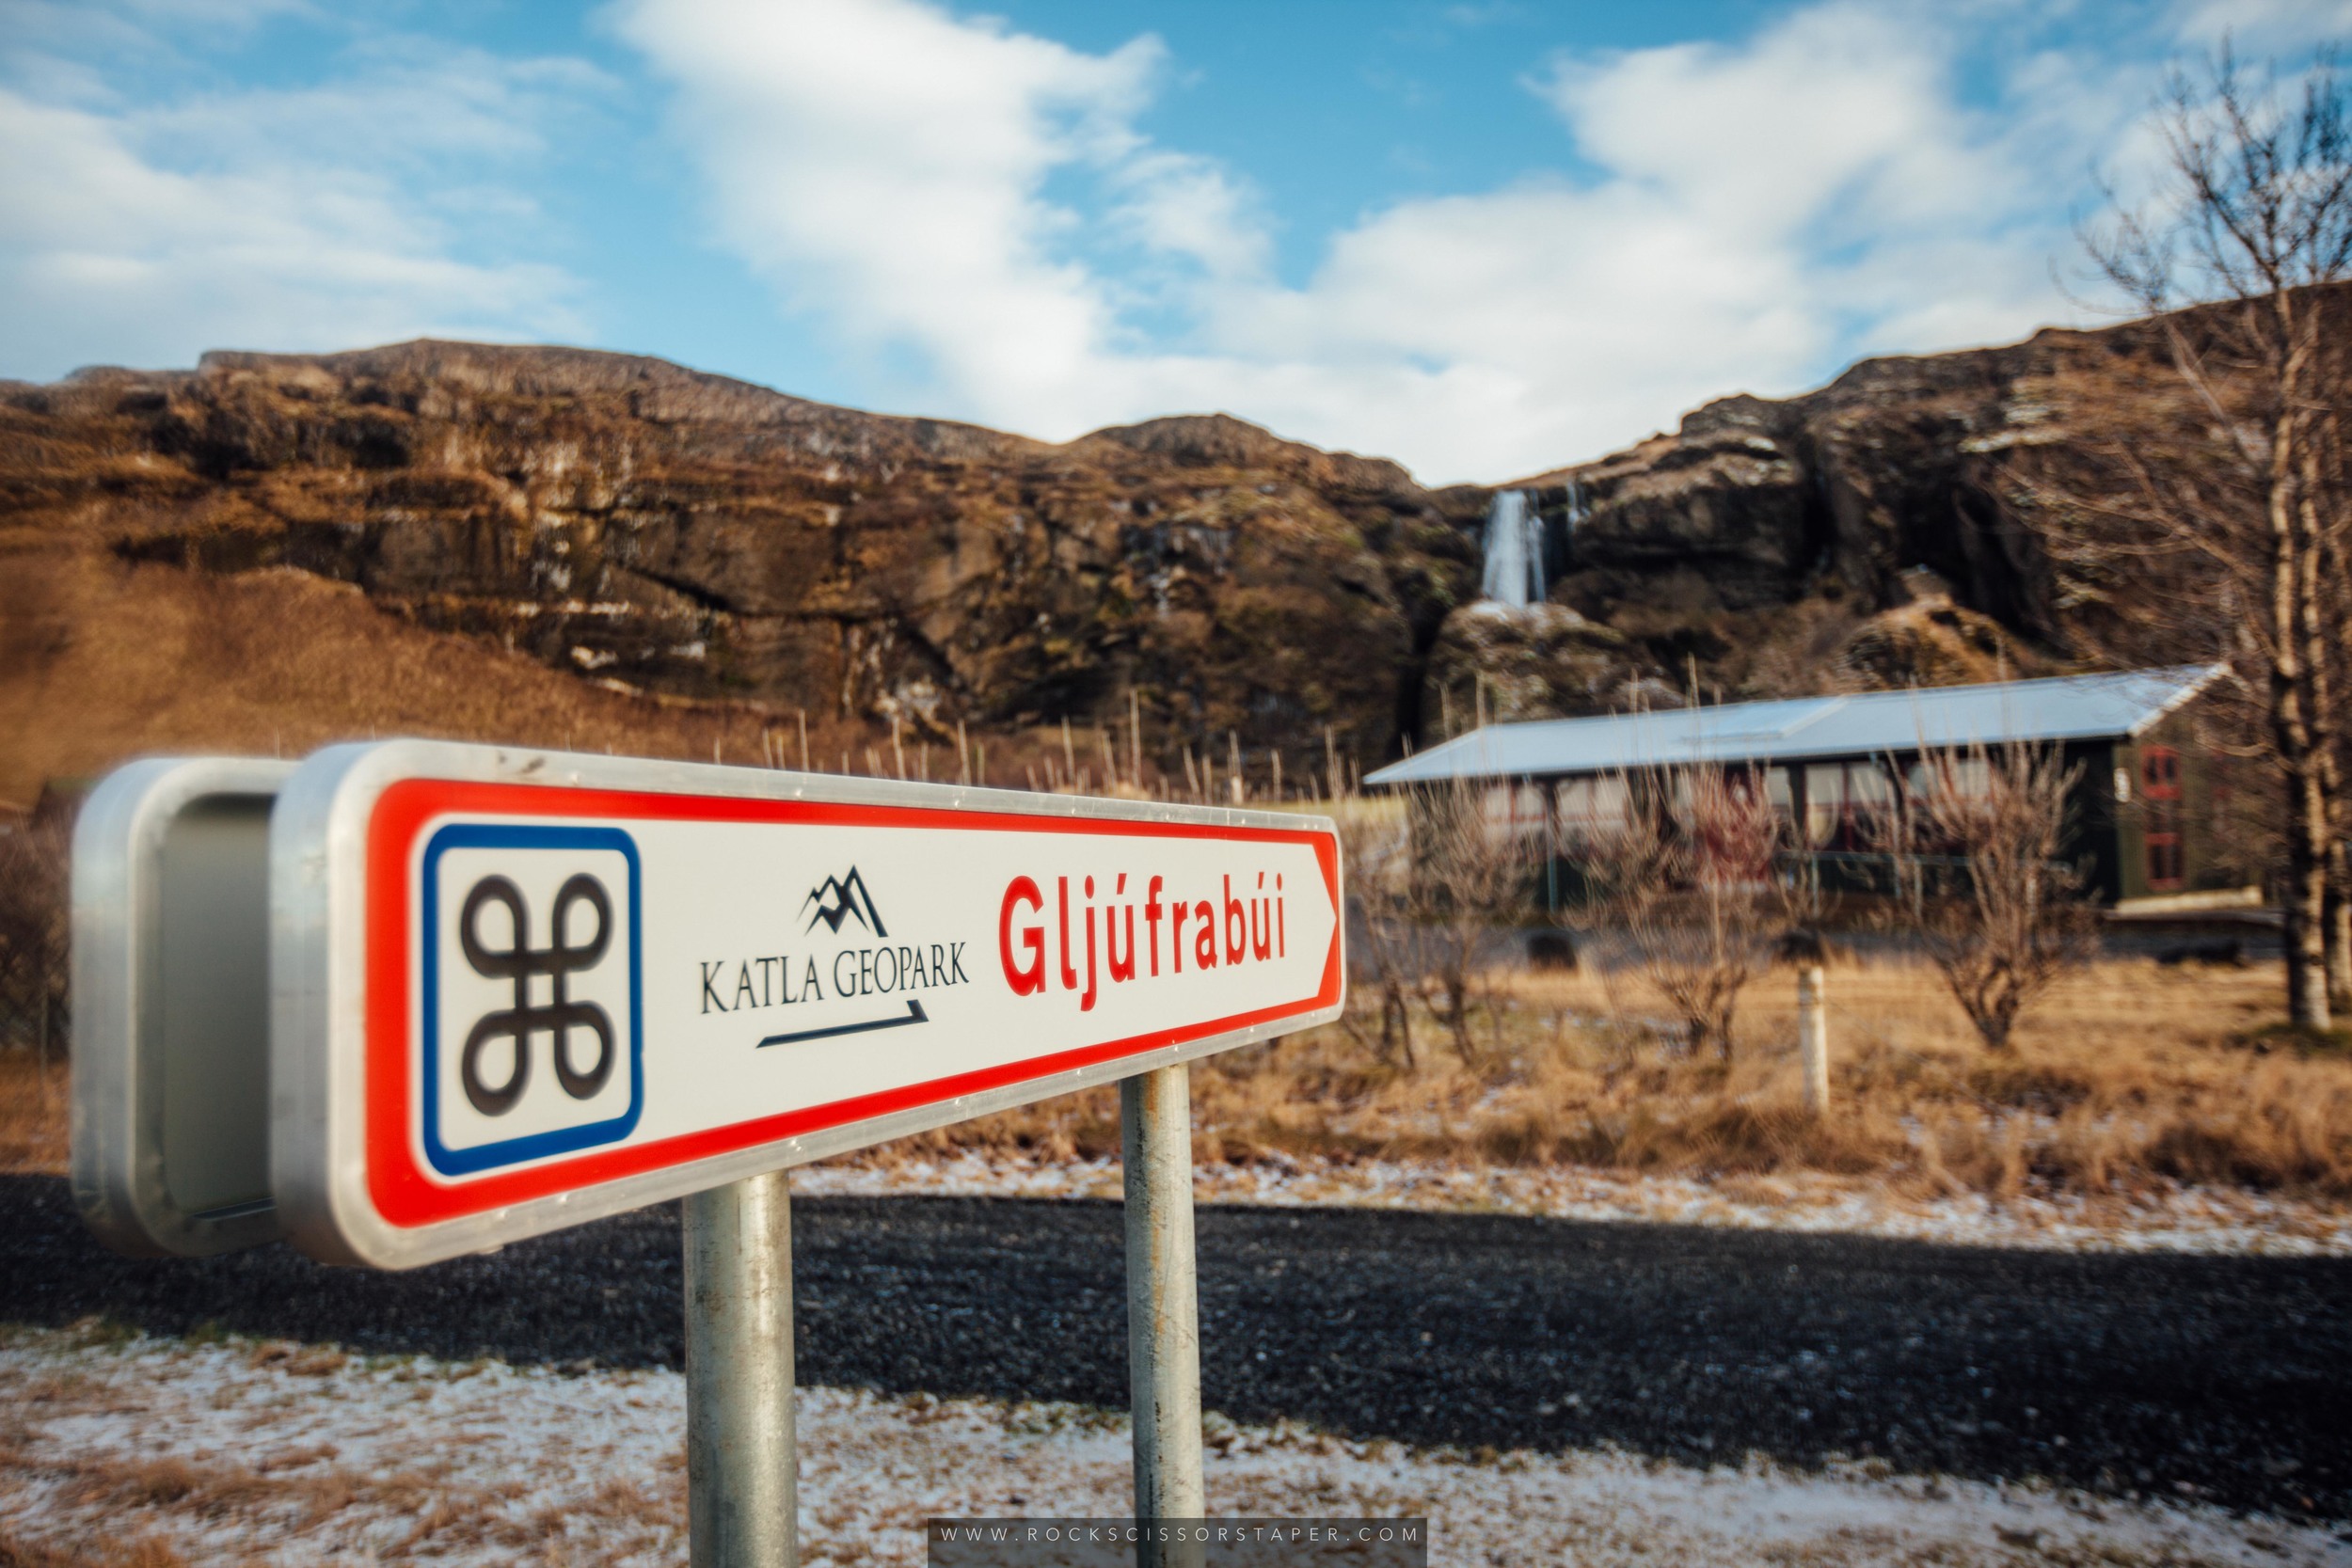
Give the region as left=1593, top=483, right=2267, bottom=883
left=4, top=1175, right=2344, bottom=1521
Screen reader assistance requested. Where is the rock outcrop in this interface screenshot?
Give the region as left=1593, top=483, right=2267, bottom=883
left=1420, top=602, right=1637, bottom=728
left=1499, top=306, right=2271, bottom=694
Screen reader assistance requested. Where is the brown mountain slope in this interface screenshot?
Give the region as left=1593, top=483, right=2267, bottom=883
left=0, top=548, right=807, bottom=813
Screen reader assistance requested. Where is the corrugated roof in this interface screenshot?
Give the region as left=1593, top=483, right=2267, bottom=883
left=1365, top=665, right=2227, bottom=786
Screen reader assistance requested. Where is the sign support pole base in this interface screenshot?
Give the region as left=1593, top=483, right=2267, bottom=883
left=686, top=1168, right=798, bottom=1568
left=1123, top=1063, right=1206, bottom=1566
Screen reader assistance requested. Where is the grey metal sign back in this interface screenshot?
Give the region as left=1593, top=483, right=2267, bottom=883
left=72, top=756, right=293, bottom=1258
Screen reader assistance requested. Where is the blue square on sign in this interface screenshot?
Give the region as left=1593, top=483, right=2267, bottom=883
left=420, top=824, right=644, bottom=1176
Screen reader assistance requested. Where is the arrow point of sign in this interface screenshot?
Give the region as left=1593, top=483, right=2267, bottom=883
left=1312, top=833, right=1341, bottom=911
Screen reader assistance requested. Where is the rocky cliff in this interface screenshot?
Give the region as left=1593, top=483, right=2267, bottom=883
left=1456, top=307, right=2262, bottom=718
left=3, top=341, right=1489, bottom=785
left=0, top=299, right=2298, bottom=796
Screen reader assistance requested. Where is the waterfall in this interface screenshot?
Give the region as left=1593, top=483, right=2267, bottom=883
left=1479, top=488, right=1544, bottom=608
left=1564, top=477, right=1586, bottom=535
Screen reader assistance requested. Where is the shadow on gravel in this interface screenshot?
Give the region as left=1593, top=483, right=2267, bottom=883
left=5, top=1174, right=2347, bottom=1521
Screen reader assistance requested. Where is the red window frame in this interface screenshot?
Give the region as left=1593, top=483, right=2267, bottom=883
left=2141, top=746, right=2184, bottom=890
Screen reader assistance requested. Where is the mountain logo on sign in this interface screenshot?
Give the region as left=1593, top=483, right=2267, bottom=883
left=801, top=868, right=888, bottom=938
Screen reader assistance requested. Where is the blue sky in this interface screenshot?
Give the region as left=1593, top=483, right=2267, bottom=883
left=2, top=0, right=2344, bottom=482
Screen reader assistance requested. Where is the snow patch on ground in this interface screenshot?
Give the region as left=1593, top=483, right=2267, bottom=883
left=790, top=1153, right=2352, bottom=1256
left=0, top=1325, right=2341, bottom=1567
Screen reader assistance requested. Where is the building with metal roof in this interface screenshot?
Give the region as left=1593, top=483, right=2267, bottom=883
left=1366, top=666, right=2242, bottom=908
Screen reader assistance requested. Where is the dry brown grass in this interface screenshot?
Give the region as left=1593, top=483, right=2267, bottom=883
left=0, top=544, right=848, bottom=811
left=0, top=1053, right=66, bottom=1175
left=7, top=958, right=2347, bottom=1204
left=849, top=956, right=2352, bottom=1203
left=0, top=1531, right=187, bottom=1568
left=0, top=1428, right=664, bottom=1564
left=0, top=544, right=1118, bottom=813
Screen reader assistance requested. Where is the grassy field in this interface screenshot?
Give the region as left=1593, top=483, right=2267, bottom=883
left=857, top=956, right=2352, bottom=1205
left=7, top=958, right=2347, bottom=1205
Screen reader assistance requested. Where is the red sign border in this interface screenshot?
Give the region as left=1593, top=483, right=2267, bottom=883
left=365, top=779, right=1342, bottom=1227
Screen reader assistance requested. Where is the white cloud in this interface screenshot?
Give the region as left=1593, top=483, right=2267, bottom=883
left=619, top=0, right=2145, bottom=482
left=0, top=16, right=596, bottom=378
left=1107, top=150, right=1267, bottom=281
left=1276, top=4, right=2145, bottom=475
left=613, top=0, right=1170, bottom=434
left=2169, top=0, right=2352, bottom=49
left=2, top=0, right=2181, bottom=480
left=1540, top=6, right=1973, bottom=239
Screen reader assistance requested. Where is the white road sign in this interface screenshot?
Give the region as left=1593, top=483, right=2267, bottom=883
left=270, top=741, right=1343, bottom=1268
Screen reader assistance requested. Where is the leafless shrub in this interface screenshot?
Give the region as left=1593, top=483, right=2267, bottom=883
left=1569, top=765, right=1801, bottom=1061
left=1331, top=794, right=1431, bottom=1069
left=1873, top=741, right=2097, bottom=1052
left=1405, top=775, right=1534, bottom=1065
left=0, top=817, right=69, bottom=1055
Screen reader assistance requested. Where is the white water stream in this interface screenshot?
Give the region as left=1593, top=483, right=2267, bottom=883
left=1479, top=488, right=1544, bottom=607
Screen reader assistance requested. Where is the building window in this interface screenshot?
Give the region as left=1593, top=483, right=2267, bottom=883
left=2142, top=746, right=2184, bottom=890
left=1482, top=782, right=1548, bottom=845
left=1557, top=776, right=1632, bottom=845
left=1802, top=762, right=1895, bottom=851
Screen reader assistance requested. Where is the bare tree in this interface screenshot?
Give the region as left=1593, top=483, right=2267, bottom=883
left=1572, top=766, right=1795, bottom=1060
left=2042, top=46, right=2352, bottom=1026
left=1876, top=742, right=2097, bottom=1052
left=0, top=816, right=71, bottom=1074
left=1331, top=793, right=1429, bottom=1069
left=1409, top=774, right=1535, bottom=1065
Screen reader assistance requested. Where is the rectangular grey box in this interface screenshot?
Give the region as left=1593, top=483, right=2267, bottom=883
left=927, top=1518, right=1428, bottom=1568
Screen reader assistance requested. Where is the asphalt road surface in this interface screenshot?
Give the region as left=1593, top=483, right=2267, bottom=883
left=3, top=1175, right=2344, bottom=1521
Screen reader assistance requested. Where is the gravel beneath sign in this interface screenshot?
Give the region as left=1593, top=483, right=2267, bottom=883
left=3, top=1175, right=2344, bottom=1523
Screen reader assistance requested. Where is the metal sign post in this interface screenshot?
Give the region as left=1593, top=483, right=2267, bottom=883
left=685, top=1168, right=797, bottom=1568
left=75, top=740, right=1344, bottom=1565
left=1123, top=1065, right=1205, bottom=1543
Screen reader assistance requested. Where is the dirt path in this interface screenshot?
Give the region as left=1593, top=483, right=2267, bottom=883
left=3, top=1175, right=2344, bottom=1522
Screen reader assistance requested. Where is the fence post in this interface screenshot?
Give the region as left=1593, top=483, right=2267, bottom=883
left=1123, top=1064, right=1205, bottom=1565
left=1799, top=963, right=1830, bottom=1116
left=685, top=1168, right=798, bottom=1568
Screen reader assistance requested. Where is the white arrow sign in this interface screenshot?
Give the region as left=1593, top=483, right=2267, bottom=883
left=270, top=741, right=1343, bottom=1268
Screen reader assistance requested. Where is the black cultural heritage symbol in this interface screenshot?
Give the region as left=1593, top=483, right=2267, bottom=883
left=458, top=874, right=615, bottom=1116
